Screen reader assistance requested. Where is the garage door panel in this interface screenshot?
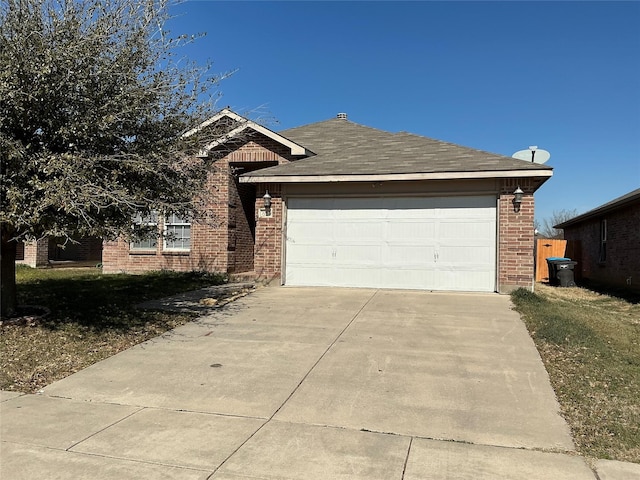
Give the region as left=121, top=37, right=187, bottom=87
left=437, top=238, right=495, bottom=253
left=333, top=267, right=382, bottom=288
left=438, top=245, right=494, bottom=264
left=286, top=244, right=335, bottom=265
left=386, top=245, right=435, bottom=266
left=387, top=221, right=436, bottom=242
left=337, top=245, right=382, bottom=265
left=386, top=207, right=438, bottom=219
left=442, top=208, right=494, bottom=218
left=285, top=196, right=496, bottom=292
left=439, top=270, right=494, bottom=292
left=383, top=268, right=440, bottom=290
left=439, top=219, right=494, bottom=238
left=289, top=264, right=385, bottom=289
left=332, top=197, right=383, bottom=214
left=286, top=265, right=335, bottom=287
left=288, top=208, right=333, bottom=220
left=334, top=222, right=384, bottom=240
left=288, top=222, right=333, bottom=242
left=289, top=197, right=334, bottom=211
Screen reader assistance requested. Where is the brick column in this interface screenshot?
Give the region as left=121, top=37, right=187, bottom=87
left=254, top=184, right=282, bottom=283
left=18, top=238, right=49, bottom=267
left=498, top=179, right=535, bottom=293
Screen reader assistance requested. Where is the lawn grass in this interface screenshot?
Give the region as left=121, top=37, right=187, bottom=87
left=1, top=266, right=228, bottom=393
left=511, top=284, right=640, bottom=463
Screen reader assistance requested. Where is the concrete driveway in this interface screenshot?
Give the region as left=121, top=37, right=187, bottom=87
left=1, top=287, right=624, bottom=479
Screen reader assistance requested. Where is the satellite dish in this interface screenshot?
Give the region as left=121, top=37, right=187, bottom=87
left=512, top=146, right=550, bottom=164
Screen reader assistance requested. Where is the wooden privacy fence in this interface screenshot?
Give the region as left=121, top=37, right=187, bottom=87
left=535, top=239, right=567, bottom=282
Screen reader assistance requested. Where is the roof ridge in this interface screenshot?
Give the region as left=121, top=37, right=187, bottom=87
left=282, top=116, right=394, bottom=135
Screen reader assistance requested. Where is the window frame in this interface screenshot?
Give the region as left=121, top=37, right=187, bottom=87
left=599, top=218, right=607, bottom=263
left=130, top=211, right=159, bottom=251
left=163, top=213, right=191, bottom=252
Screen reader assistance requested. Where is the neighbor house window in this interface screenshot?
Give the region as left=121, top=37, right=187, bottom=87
left=164, top=213, right=191, bottom=251
left=131, top=211, right=158, bottom=250
left=599, top=218, right=607, bottom=262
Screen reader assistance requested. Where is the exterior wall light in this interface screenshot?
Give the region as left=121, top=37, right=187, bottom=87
left=263, top=190, right=272, bottom=216
left=513, top=187, right=524, bottom=212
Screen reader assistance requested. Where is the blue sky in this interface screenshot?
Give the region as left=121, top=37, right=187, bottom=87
left=167, top=1, right=640, bottom=224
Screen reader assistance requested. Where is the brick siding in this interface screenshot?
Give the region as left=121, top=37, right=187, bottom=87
left=101, top=134, right=293, bottom=275
left=563, top=202, right=640, bottom=292
left=253, top=184, right=283, bottom=282
left=17, top=238, right=49, bottom=267
left=15, top=242, right=24, bottom=261
left=498, top=178, right=536, bottom=293
left=48, top=237, right=102, bottom=262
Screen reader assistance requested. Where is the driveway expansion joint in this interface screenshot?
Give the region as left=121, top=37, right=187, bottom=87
left=280, top=420, right=579, bottom=457
left=66, top=406, right=145, bottom=451
left=267, top=289, right=380, bottom=420
left=57, top=446, right=214, bottom=473
left=206, top=290, right=381, bottom=478
left=401, top=437, right=414, bottom=480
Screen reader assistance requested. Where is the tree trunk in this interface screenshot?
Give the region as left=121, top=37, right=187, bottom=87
left=1, top=224, right=18, bottom=318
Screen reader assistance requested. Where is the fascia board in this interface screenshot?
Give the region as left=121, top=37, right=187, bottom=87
left=238, top=123, right=309, bottom=155
left=190, top=115, right=309, bottom=157
left=183, top=108, right=238, bottom=138
left=239, top=169, right=553, bottom=183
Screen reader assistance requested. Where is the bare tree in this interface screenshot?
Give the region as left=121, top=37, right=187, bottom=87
left=535, top=209, right=580, bottom=239
left=0, top=0, right=231, bottom=317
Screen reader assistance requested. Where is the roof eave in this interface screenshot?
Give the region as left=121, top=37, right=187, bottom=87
left=240, top=169, right=553, bottom=184
left=555, top=191, right=640, bottom=229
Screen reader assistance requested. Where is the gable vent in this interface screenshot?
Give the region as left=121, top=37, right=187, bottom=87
left=336, top=112, right=348, bottom=120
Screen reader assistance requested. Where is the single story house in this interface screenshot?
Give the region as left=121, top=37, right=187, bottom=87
left=555, top=188, right=640, bottom=292
left=102, top=109, right=553, bottom=293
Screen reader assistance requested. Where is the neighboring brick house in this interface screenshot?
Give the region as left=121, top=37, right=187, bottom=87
left=16, top=236, right=102, bottom=268
left=556, top=188, right=640, bottom=293
left=102, top=109, right=553, bottom=293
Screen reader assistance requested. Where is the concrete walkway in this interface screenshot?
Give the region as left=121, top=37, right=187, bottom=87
left=2, top=287, right=638, bottom=479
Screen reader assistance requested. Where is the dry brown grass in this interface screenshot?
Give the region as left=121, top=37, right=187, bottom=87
left=512, top=284, right=640, bottom=463
left=1, top=267, right=233, bottom=393
left=1, top=313, right=191, bottom=393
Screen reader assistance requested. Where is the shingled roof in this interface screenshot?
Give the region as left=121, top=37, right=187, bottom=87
left=555, top=188, right=640, bottom=229
left=241, top=116, right=553, bottom=183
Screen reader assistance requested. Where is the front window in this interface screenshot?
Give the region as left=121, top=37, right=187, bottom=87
left=131, top=212, right=158, bottom=250
left=164, top=213, right=191, bottom=251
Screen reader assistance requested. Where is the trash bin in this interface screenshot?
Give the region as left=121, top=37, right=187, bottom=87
left=546, top=257, right=578, bottom=287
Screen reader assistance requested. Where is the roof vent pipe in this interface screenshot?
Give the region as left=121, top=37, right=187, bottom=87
left=336, top=113, right=348, bottom=120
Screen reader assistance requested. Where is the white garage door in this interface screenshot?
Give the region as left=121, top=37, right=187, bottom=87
left=285, top=196, right=497, bottom=292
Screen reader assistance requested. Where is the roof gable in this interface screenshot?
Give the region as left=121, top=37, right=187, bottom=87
left=185, top=108, right=311, bottom=158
